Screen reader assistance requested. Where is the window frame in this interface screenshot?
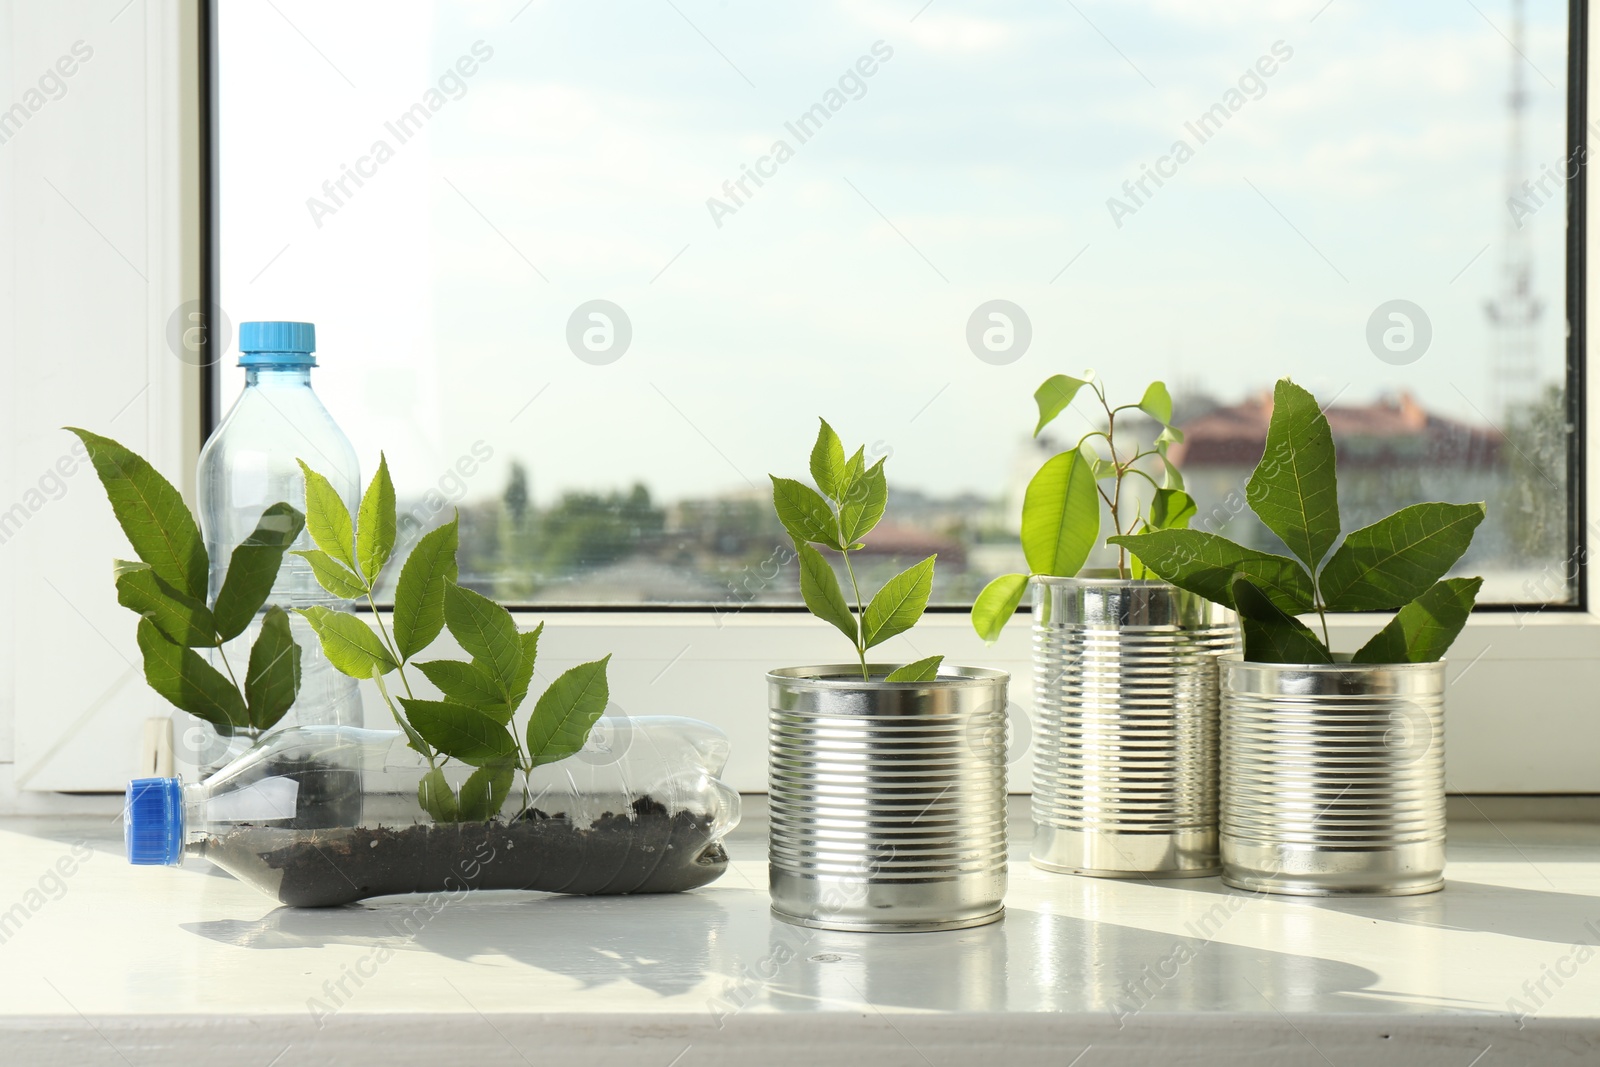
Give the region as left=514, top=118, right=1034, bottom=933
left=197, top=0, right=1600, bottom=795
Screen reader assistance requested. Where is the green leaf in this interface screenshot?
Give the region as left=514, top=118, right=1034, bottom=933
left=244, top=606, right=301, bottom=732
left=840, top=446, right=866, bottom=494
left=1148, top=488, right=1197, bottom=531
left=885, top=655, right=943, bottom=682
left=1021, top=450, right=1100, bottom=577
left=861, top=555, right=936, bottom=650
left=418, top=768, right=459, bottom=822
left=296, top=460, right=357, bottom=572
left=1077, top=440, right=1116, bottom=480
left=1156, top=436, right=1185, bottom=490
left=444, top=583, right=523, bottom=698
left=68, top=427, right=208, bottom=600
left=1240, top=616, right=1334, bottom=665
left=457, top=763, right=515, bottom=822
left=796, top=542, right=858, bottom=645
left=809, top=419, right=850, bottom=502
left=213, top=502, right=307, bottom=641
left=293, top=549, right=369, bottom=599
left=1138, top=381, right=1173, bottom=425
left=1231, top=575, right=1333, bottom=664
left=115, top=560, right=216, bottom=647
left=415, top=659, right=511, bottom=722
left=971, top=573, right=1030, bottom=643
left=1033, top=374, right=1091, bottom=437
left=392, top=517, right=459, bottom=660
left=136, top=619, right=247, bottom=729
left=527, top=656, right=612, bottom=769
left=399, top=698, right=519, bottom=764
left=1245, top=379, right=1340, bottom=573
left=508, top=623, right=544, bottom=711
left=770, top=476, right=841, bottom=550
left=1108, top=529, right=1315, bottom=615
left=355, top=453, right=397, bottom=583
left=1351, top=577, right=1483, bottom=664
left=1318, top=502, right=1488, bottom=612
left=297, top=605, right=397, bottom=678
left=838, top=458, right=888, bottom=546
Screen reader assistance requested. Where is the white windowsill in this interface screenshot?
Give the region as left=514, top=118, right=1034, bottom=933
left=0, top=799, right=1595, bottom=1065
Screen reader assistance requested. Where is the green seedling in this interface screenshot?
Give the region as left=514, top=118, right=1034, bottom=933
left=295, top=455, right=612, bottom=822
left=970, top=372, right=1194, bottom=642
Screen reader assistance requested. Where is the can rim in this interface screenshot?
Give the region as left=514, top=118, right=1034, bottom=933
left=1220, top=653, right=1448, bottom=672
left=767, top=664, right=1009, bottom=688
left=1033, top=573, right=1180, bottom=588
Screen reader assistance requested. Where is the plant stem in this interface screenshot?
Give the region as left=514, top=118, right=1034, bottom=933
left=841, top=549, right=869, bottom=680
left=1120, top=466, right=1164, bottom=495
left=515, top=770, right=533, bottom=823
left=360, top=588, right=439, bottom=762
left=1312, top=580, right=1332, bottom=648
left=834, top=508, right=869, bottom=680
left=363, top=590, right=415, bottom=700
left=372, top=669, right=437, bottom=769
left=1098, top=388, right=1130, bottom=578
left=213, top=642, right=242, bottom=694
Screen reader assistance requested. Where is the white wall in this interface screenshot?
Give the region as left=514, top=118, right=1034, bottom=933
left=0, top=0, right=201, bottom=803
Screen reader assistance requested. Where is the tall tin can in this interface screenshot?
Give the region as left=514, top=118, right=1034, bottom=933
left=1030, top=577, right=1240, bottom=877
left=1220, top=657, right=1447, bottom=896
left=767, top=664, right=1010, bottom=932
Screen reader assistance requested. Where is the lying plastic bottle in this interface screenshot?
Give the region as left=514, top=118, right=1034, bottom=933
left=126, top=716, right=741, bottom=907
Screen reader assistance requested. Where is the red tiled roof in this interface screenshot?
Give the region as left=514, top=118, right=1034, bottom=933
left=1172, top=391, right=1504, bottom=469
left=857, top=523, right=968, bottom=566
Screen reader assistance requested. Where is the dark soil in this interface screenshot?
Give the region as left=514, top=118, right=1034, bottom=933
left=203, top=796, right=730, bottom=907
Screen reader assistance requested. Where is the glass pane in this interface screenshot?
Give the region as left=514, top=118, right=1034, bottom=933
left=216, top=0, right=1577, bottom=607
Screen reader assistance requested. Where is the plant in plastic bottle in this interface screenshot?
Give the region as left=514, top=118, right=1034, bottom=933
left=294, top=456, right=612, bottom=822
left=67, top=428, right=306, bottom=738
left=115, top=452, right=740, bottom=906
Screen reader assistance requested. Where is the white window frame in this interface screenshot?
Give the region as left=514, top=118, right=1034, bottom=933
left=0, top=0, right=1594, bottom=804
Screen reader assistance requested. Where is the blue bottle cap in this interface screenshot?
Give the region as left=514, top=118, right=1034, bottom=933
left=125, top=777, right=185, bottom=866
left=238, top=321, right=317, bottom=367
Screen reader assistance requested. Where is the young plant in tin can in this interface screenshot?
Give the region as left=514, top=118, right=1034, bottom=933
left=1109, top=379, right=1486, bottom=664
left=969, top=371, right=1195, bottom=642
left=772, top=419, right=942, bottom=682
left=294, top=456, right=612, bottom=822
left=67, top=428, right=306, bottom=738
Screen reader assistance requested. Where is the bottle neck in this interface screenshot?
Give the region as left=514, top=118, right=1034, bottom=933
left=243, top=365, right=314, bottom=388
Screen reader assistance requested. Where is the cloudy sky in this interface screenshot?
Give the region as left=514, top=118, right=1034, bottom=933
left=217, top=0, right=1571, bottom=508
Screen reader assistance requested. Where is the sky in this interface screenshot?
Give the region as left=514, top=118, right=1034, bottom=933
left=216, top=0, right=1572, bottom=508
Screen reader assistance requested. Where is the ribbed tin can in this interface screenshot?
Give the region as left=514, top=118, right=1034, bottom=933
left=767, top=664, right=1009, bottom=932
left=1030, top=577, right=1240, bottom=877
left=1220, top=657, right=1446, bottom=896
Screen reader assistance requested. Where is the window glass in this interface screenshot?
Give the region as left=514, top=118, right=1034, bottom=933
left=217, top=0, right=1577, bottom=606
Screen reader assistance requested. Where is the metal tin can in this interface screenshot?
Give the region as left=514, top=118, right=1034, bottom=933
left=1030, top=577, right=1240, bottom=877
left=767, top=664, right=1009, bottom=932
left=1220, top=656, right=1447, bottom=896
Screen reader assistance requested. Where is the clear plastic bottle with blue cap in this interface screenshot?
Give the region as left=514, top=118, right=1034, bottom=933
left=192, top=322, right=363, bottom=773
left=124, top=718, right=741, bottom=906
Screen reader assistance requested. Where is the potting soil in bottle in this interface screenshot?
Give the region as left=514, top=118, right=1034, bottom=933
left=124, top=721, right=742, bottom=906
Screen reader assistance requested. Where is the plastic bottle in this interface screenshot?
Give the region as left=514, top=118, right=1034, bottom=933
left=124, top=718, right=742, bottom=906
left=192, top=322, right=362, bottom=772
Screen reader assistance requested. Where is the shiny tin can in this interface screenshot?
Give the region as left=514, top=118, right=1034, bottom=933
left=767, top=664, right=1009, bottom=932
left=1220, top=657, right=1447, bottom=896
left=1030, top=577, right=1240, bottom=877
